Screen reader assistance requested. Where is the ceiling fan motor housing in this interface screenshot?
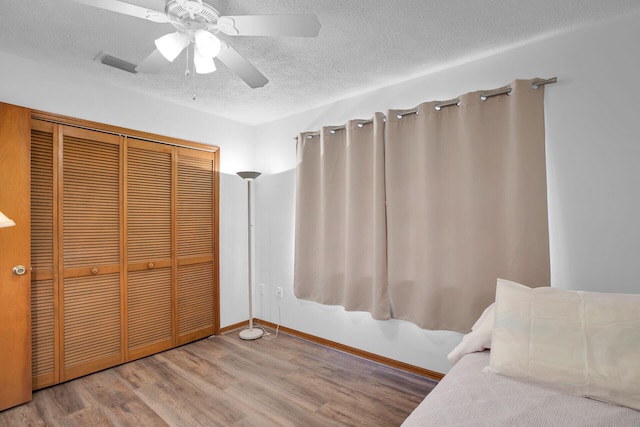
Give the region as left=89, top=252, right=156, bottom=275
left=167, top=0, right=220, bottom=35
left=176, top=0, right=204, bottom=14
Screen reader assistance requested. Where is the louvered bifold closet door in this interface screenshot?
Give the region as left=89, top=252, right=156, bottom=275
left=30, top=120, right=56, bottom=390
left=126, top=139, right=174, bottom=360
left=176, top=148, right=217, bottom=344
left=60, top=126, right=123, bottom=381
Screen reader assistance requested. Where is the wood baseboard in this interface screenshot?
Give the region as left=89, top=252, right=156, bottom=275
left=220, top=318, right=443, bottom=382
left=219, top=320, right=250, bottom=335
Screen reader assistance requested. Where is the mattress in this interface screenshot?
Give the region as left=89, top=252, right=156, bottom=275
left=402, top=351, right=640, bottom=426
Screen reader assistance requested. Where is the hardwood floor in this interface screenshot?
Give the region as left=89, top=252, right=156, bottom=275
left=0, top=330, right=437, bottom=426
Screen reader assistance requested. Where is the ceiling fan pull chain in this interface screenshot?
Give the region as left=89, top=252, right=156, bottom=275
left=184, top=44, right=190, bottom=77
left=192, top=61, right=197, bottom=101
left=191, top=45, right=197, bottom=101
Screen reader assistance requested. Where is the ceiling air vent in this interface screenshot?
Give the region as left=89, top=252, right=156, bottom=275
left=97, top=52, right=138, bottom=74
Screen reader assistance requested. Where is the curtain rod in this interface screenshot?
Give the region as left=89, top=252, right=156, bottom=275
left=327, top=118, right=376, bottom=134
left=532, top=77, right=557, bottom=89
left=480, top=87, right=511, bottom=100
left=396, top=77, right=557, bottom=119
left=296, top=77, right=558, bottom=139
left=300, top=118, right=378, bottom=139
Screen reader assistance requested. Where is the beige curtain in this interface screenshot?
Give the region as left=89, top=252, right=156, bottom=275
left=294, top=113, right=390, bottom=319
left=294, top=79, right=550, bottom=332
left=385, top=79, right=550, bottom=332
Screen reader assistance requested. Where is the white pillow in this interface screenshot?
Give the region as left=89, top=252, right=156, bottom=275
left=447, top=303, right=495, bottom=365
left=485, top=279, right=640, bottom=410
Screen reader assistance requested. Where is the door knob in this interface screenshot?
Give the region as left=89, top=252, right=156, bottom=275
left=12, top=265, right=27, bottom=276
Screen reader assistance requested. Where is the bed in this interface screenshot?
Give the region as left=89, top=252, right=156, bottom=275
left=402, top=351, right=640, bottom=426
left=403, top=279, right=640, bottom=426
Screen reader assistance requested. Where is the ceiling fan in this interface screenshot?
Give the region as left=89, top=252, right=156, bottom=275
left=74, top=0, right=321, bottom=88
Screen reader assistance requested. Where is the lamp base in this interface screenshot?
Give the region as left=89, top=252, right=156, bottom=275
left=239, top=327, right=264, bottom=340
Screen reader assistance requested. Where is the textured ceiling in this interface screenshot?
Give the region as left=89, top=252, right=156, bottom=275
left=2, top=0, right=640, bottom=125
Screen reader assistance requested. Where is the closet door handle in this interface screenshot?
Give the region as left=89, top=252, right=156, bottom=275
left=147, top=263, right=154, bottom=270
left=91, top=267, right=99, bottom=275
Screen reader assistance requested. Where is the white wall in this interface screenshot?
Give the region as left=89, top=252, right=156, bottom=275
left=252, top=10, right=640, bottom=374
left=0, top=51, right=255, bottom=328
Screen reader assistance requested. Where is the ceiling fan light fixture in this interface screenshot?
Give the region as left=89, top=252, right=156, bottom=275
left=194, top=45, right=217, bottom=74
left=155, top=32, right=189, bottom=62
left=195, top=29, right=222, bottom=58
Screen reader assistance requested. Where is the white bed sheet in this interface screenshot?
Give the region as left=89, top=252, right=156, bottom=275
left=402, top=351, right=640, bottom=427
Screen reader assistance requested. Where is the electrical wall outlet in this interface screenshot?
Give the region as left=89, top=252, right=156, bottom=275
left=276, top=286, right=283, bottom=299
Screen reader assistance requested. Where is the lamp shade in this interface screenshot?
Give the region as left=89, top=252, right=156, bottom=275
left=195, top=29, right=222, bottom=58
left=0, top=210, right=16, bottom=228
left=155, top=32, right=189, bottom=62
left=194, top=45, right=216, bottom=74
left=237, top=171, right=261, bottom=180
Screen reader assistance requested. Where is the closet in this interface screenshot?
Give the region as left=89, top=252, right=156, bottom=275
left=30, top=113, right=219, bottom=389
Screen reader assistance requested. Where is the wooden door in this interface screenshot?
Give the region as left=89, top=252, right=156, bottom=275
left=176, top=148, right=218, bottom=344
left=30, top=120, right=57, bottom=389
left=0, top=103, right=32, bottom=410
left=59, top=126, right=124, bottom=381
left=125, top=138, right=174, bottom=360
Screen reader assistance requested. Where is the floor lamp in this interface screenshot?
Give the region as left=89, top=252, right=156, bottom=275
left=237, top=171, right=263, bottom=340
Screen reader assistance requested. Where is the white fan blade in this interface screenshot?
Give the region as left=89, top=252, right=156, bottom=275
left=216, top=45, right=268, bottom=88
left=136, top=49, right=170, bottom=73
left=73, top=0, right=168, bottom=23
left=218, top=14, right=321, bottom=37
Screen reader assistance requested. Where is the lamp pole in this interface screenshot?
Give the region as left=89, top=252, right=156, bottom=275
left=236, top=171, right=263, bottom=340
